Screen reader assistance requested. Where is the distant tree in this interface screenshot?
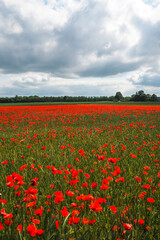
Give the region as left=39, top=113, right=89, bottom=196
left=0, top=92, right=158, bottom=103
left=124, top=96, right=131, bottom=102
left=137, top=90, right=147, bottom=101
left=131, top=90, right=147, bottom=101
left=150, top=94, right=158, bottom=102
left=115, top=92, right=123, bottom=101
left=108, top=96, right=116, bottom=101
left=63, top=96, right=68, bottom=102
left=146, top=94, right=151, bottom=101
left=15, top=95, right=19, bottom=102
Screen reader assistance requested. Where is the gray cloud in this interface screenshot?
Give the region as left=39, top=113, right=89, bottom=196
left=131, top=74, right=160, bottom=87
left=0, top=0, right=160, bottom=96
left=130, top=17, right=160, bottom=64
left=77, top=60, right=141, bottom=77
left=0, top=0, right=141, bottom=76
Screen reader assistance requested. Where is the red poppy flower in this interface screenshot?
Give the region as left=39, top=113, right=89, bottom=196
left=61, top=207, right=69, bottom=217
left=103, top=179, right=109, bottom=185
left=34, top=206, right=43, bottom=216
left=147, top=198, right=155, bottom=203
left=82, top=217, right=88, bottom=224
left=25, top=187, right=38, bottom=195
left=84, top=173, right=90, bottom=179
left=26, top=201, right=36, bottom=208
left=100, top=184, right=109, bottom=190
left=89, top=200, right=103, bottom=212
left=109, top=205, right=117, bottom=214
left=71, top=203, right=78, bottom=208
left=27, top=224, right=37, bottom=237
left=91, top=182, right=97, bottom=188
left=54, top=191, right=64, bottom=204
left=55, top=220, right=59, bottom=230
left=115, top=177, right=124, bottom=182
left=89, top=219, right=96, bottom=225
left=4, top=213, right=13, bottom=219
left=82, top=182, right=88, bottom=187
left=4, top=220, right=13, bottom=226
left=0, top=222, right=4, bottom=230
left=142, top=184, right=151, bottom=189
left=32, top=219, right=40, bottom=224
left=16, top=225, right=22, bottom=232
left=68, top=216, right=80, bottom=225
left=135, top=176, right=141, bottom=183
left=107, top=157, right=117, bottom=164
left=36, top=229, right=44, bottom=236
left=123, top=223, right=132, bottom=230
left=66, top=190, right=75, bottom=196
left=0, top=199, right=7, bottom=204
left=134, top=219, right=144, bottom=225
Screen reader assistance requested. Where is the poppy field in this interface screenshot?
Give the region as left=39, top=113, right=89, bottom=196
left=0, top=104, right=160, bottom=240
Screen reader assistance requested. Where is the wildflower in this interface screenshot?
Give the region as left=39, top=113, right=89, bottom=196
left=115, top=177, right=124, bottom=182
left=82, top=182, right=88, bottom=187
left=61, top=207, right=69, bottom=217
left=54, top=191, right=64, bottom=204
left=123, top=223, right=132, bottom=230
left=82, top=217, right=88, bottom=224
left=0, top=222, right=4, bottom=230
left=16, top=225, right=22, bottom=232
left=34, top=206, right=43, bottom=216
left=89, top=200, right=103, bottom=212
left=36, top=229, right=44, bottom=236
left=91, top=182, right=97, bottom=188
left=134, top=219, right=144, bottom=225
left=109, top=205, right=117, bottom=214
left=147, top=198, right=155, bottom=203
left=55, top=220, right=59, bottom=230
left=27, top=224, right=37, bottom=237
left=89, top=220, right=96, bottom=225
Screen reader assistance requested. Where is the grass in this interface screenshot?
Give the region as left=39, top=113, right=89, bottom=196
left=0, top=104, right=160, bottom=240
left=0, top=101, right=160, bottom=107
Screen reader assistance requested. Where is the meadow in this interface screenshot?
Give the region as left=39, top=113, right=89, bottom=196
left=0, top=101, right=160, bottom=107
left=0, top=104, right=160, bottom=240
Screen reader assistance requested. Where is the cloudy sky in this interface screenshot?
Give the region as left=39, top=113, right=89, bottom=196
left=0, top=0, right=160, bottom=97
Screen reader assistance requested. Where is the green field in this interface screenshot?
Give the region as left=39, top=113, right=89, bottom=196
left=0, top=101, right=160, bottom=107
left=0, top=104, right=159, bottom=240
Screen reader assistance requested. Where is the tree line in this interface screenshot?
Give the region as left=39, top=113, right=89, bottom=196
left=0, top=90, right=159, bottom=103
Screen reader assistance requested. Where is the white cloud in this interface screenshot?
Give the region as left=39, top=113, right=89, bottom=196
left=2, top=0, right=69, bottom=31
left=0, top=0, right=160, bottom=96
left=143, top=0, right=160, bottom=8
